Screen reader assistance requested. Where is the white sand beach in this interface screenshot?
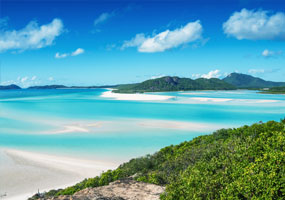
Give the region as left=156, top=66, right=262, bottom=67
left=0, top=149, right=119, bottom=200
left=101, top=91, right=174, bottom=101
left=189, top=97, right=233, bottom=102
left=185, top=97, right=281, bottom=104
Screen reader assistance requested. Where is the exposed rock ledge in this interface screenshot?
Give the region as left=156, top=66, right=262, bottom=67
left=43, top=178, right=165, bottom=200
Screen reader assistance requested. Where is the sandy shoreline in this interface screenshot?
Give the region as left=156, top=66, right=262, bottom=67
left=100, top=90, right=282, bottom=105
left=101, top=90, right=174, bottom=101
left=0, top=148, right=119, bottom=200
left=46, top=118, right=225, bottom=135
left=188, top=97, right=279, bottom=103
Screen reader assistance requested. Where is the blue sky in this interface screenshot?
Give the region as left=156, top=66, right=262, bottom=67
left=0, top=0, right=284, bottom=87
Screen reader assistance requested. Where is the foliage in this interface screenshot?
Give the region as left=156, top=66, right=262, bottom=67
left=223, top=73, right=285, bottom=89
left=30, top=120, right=285, bottom=199
left=260, top=86, right=285, bottom=94
left=114, top=76, right=236, bottom=93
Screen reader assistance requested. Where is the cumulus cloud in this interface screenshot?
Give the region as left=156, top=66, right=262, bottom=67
left=48, top=77, right=54, bottom=81
left=94, top=12, right=114, bottom=26
left=122, top=20, right=203, bottom=52
left=201, top=70, right=221, bottom=79
left=55, top=48, right=84, bottom=59
left=223, top=8, right=285, bottom=40
left=71, top=48, right=84, bottom=56
left=0, top=18, right=64, bottom=52
left=192, top=70, right=221, bottom=79
left=261, top=49, right=282, bottom=58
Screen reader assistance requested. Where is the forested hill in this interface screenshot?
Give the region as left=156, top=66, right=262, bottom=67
left=223, top=72, right=285, bottom=89
left=114, top=76, right=236, bottom=93
left=32, top=119, right=285, bottom=200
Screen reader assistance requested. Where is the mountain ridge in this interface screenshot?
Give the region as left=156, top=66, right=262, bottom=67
left=1, top=73, right=285, bottom=91
left=223, top=72, right=285, bottom=88
left=114, top=76, right=236, bottom=93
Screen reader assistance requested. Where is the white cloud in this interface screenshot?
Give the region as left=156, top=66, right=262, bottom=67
left=248, top=69, right=265, bottom=74
left=223, top=8, right=285, bottom=40
left=21, top=76, right=28, bottom=83
left=2, top=76, right=40, bottom=88
left=48, top=77, right=54, bottom=81
left=71, top=48, right=84, bottom=56
left=0, top=18, right=64, bottom=52
left=55, top=48, right=84, bottom=59
left=55, top=52, right=68, bottom=59
left=261, top=49, right=282, bottom=57
left=201, top=70, right=221, bottom=79
left=262, top=49, right=274, bottom=57
left=94, top=12, right=114, bottom=26
left=192, top=70, right=222, bottom=79
left=122, top=21, right=203, bottom=53
left=122, top=34, right=147, bottom=50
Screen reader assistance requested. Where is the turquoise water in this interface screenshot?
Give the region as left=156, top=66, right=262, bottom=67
left=0, top=89, right=284, bottom=161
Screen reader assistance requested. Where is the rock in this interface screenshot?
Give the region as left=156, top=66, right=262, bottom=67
left=44, top=178, right=165, bottom=200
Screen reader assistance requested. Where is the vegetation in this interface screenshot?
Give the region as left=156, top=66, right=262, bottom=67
left=260, top=86, right=285, bottom=94
left=30, top=119, right=285, bottom=200
left=28, top=85, right=68, bottom=89
left=114, top=76, right=236, bottom=93
left=223, top=72, right=285, bottom=89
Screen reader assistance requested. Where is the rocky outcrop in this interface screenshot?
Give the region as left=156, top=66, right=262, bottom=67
left=44, top=178, right=165, bottom=200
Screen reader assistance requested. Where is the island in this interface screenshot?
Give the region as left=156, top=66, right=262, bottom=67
left=1, top=73, right=285, bottom=94
left=114, top=76, right=237, bottom=93
left=0, top=84, right=21, bottom=90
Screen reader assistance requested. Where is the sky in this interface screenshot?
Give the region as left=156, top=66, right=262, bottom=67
left=0, top=0, right=284, bottom=87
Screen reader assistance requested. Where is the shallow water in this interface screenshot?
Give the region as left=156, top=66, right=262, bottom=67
left=0, top=89, right=284, bottom=161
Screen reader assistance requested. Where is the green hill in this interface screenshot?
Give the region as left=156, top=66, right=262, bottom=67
left=114, top=76, right=236, bottom=93
left=32, top=119, right=285, bottom=200
left=223, top=73, right=285, bottom=89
